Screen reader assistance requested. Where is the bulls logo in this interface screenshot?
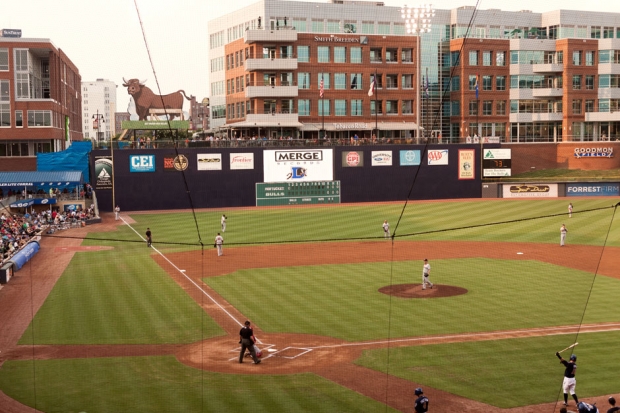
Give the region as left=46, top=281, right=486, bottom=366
left=173, top=154, right=189, bottom=171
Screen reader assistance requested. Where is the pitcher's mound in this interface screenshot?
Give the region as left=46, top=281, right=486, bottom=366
left=379, top=284, right=467, bottom=298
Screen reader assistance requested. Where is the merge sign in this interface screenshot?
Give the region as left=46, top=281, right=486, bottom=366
left=483, top=148, right=511, bottom=177
left=263, top=149, right=333, bottom=183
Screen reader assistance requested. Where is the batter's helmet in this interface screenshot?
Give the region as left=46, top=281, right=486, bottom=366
left=570, top=354, right=577, bottom=361
left=414, top=388, right=423, bottom=396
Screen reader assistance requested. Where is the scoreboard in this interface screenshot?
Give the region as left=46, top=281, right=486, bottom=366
left=256, top=181, right=341, bottom=206
left=482, top=149, right=512, bottom=177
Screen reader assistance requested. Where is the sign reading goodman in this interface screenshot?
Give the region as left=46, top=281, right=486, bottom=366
left=264, top=149, right=333, bottom=183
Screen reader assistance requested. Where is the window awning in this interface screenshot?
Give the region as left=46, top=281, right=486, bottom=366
left=0, top=171, right=84, bottom=187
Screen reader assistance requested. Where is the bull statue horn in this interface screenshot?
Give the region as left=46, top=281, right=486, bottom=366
left=122, top=77, right=128, bottom=84
left=140, top=79, right=147, bottom=85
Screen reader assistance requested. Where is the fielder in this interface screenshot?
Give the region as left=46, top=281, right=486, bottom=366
left=422, top=258, right=433, bottom=290
left=556, top=352, right=579, bottom=407
left=114, top=205, right=120, bottom=221
left=568, top=203, right=573, bottom=218
left=382, top=220, right=390, bottom=239
left=560, top=224, right=568, bottom=246
left=414, top=387, right=429, bottom=412
left=214, top=233, right=224, bottom=256
left=221, top=214, right=227, bottom=232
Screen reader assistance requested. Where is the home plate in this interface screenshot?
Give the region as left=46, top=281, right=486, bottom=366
left=517, top=252, right=523, bottom=255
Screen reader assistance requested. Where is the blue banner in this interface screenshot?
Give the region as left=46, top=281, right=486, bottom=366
left=566, top=183, right=620, bottom=197
left=8, top=241, right=40, bottom=271
left=10, top=198, right=57, bottom=208
left=400, top=150, right=421, bottom=166
left=129, top=155, right=156, bottom=172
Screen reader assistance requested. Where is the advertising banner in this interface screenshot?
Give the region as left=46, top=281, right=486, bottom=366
left=197, top=153, right=222, bottom=170
left=94, top=156, right=113, bottom=189
left=129, top=155, right=156, bottom=172
left=263, top=149, right=333, bottom=183
left=573, top=147, right=614, bottom=158
left=399, top=150, right=421, bottom=166
left=458, top=149, right=475, bottom=180
left=566, top=183, right=620, bottom=197
left=427, top=149, right=449, bottom=165
left=502, top=184, right=558, bottom=198
left=230, top=153, right=254, bottom=170
left=371, top=151, right=393, bottom=166
left=342, top=151, right=364, bottom=167
left=163, top=154, right=189, bottom=172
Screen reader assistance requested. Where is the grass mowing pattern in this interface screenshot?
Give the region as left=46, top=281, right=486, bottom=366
left=355, top=331, right=620, bottom=408
left=0, top=356, right=400, bottom=413
left=19, top=250, right=223, bottom=345
left=205, top=258, right=620, bottom=341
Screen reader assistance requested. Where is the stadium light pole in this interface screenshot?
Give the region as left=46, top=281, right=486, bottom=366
left=92, top=110, right=105, bottom=148
left=402, top=4, right=434, bottom=144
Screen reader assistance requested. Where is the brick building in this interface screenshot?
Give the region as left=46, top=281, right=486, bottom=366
left=0, top=35, right=83, bottom=171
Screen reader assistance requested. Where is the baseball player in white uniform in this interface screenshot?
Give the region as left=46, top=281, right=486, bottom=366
left=422, top=258, right=433, bottom=289
left=221, top=214, right=227, bottom=232
left=560, top=224, right=568, bottom=246
left=568, top=203, right=573, bottom=218
left=215, top=233, right=224, bottom=256
left=114, top=205, right=120, bottom=221
left=382, top=220, right=390, bottom=239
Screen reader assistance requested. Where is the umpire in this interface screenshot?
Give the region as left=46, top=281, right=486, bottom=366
left=239, top=321, right=261, bottom=364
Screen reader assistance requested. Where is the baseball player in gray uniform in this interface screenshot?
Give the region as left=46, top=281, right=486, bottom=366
left=382, top=220, right=390, bottom=239
left=221, top=214, right=227, bottom=232
left=422, top=258, right=433, bottom=290
left=560, top=224, right=568, bottom=246
left=215, top=233, right=224, bottom=256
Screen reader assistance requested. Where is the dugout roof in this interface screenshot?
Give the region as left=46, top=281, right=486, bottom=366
left=0, top=171, right=84, bottom=187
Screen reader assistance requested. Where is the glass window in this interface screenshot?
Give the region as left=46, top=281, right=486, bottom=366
left=312, top=20, right=324, bottom=33
left=402, top=74, right=413, bottom=89
left=350, top=47, right=362, bottom=64
left=573, top=51, right=582, bottom=66
left=298, top=73, right=310, bottom=89
left=327, top=20, right=340, bottom=33
left=318, top=99, right=330, bottom=116
left=469, top=100, right=478, bottom=116
left=318, top=73, right=330, bottom=89
left=370, top=48, right=382, bottom=63
left=572, top=99, right=582, bottom=114
left=510, top=50, right=519, bottom=64
left=27, top=110, right=52, bottom=127
left=334, top=99, right=347, bottom=116
left=469, top=75, right=477, bottom=91
left=585, top=75, right=595, bottom=90
left=334, top=47, right=346, bottom=63
left=599, top=50, right=610, bottom=64
left=585, top=51, right=594, bottom=66
left=598, top=99, right=610, bottom=112
left=378, top=23, right=390, bottom=35
left=451, top=101, right=460, bottom=116
left=483, top=51, right=492, bottom=66
left=483, top=75, right=492, bottom=91
left=402, top=100, right=413, bottom=114
left=450, top=51, right=461, bottom=66
left=572, top=75, right=581, bottom=90
left=451, top=76, right=460, bottom=91
left=15, top=110, right=23, bottom=127
left=334, top=73, right=346, bottom=90
left=370, top=100, right=382, bottom=115
left=350, top=73, right=362, bottom=90
left=297, top=46, right=309, bottom=63
left=0, top=48, right=8, bottom=71
left=496, top=76, right=506, bottom=91
left=293, top=19, right=307, bottom=32
left=401, top=48, right=413, bottom=63
left=393, top=23, right=405, bottom=35
left=298, top=99, right=310, bottom=116
left=496, top=51, right=506, bottom=66
left=469, top=50, right=478, bottom=66
left=496, top=100, right=506, bottom=115
left=343, top=22, right=357, bottom=34
left=591, top=26, right=601, bottom=38
left=0, top=104, right=9, bottom=127
left=362, top=22, right=374, bottom=34
left=386, top=100, right=398, bottom=114
left=599, top=74, right=610, bottom=88
left=585, top=100, right=595, bottom=113
left=351, top=99, right=363, bottom=116
left=318, top=46, right=330, bottom=63
left=483, top=100, right=493, bottom=115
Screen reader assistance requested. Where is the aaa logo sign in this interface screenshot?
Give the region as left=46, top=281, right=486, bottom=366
left=427, top=149, right=449, bottom=165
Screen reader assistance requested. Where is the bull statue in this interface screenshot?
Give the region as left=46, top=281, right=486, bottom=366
left=122, top=78, right=192, bottom=121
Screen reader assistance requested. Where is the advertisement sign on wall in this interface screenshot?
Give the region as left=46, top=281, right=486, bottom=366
left=573, top=147, right=614, bottom=158
left=566, top=183, right=620, bottom=196
left=230, top=153, right=254, bottom=170
left=371, top=151, right=392, bottom=166
left=502, top=184, right=558, bottom=198
left=342, top=151, right=364, bottom=167
left=94, top=156, right=113, bottom=189
left=264, top=149, right=333, bottom=182
left=163, top=154, right=189, bottom=172
left=427, top=149, right=449, bottom=165
left=399, top=150, right=421, bottom=166
left=458, top=150, right=475, bottom=180
left=129, top=155, right=155, bottom=172
left=197, top=153, right=222, bottom=170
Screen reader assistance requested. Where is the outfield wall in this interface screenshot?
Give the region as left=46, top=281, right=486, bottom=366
left=92, top=145, right=484, bottom=211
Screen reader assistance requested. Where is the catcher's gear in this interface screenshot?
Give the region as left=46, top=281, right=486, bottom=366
left=570, top=354, right=577, bottom=361
left=414, top=387, right=423, bottom=396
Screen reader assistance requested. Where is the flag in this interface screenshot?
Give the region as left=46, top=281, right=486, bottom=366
left=319, top=77, right=324, bottom=98
left=424, top=75, right=429, bottom=98
left=474, top=74, right=479, bottom=100
left=368, top=76, right=376, bottom=97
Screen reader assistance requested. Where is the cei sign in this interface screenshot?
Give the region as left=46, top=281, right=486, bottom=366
left=129, top=155, right=155, bottom=172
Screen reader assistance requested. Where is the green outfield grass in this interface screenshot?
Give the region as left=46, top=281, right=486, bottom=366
left=356, top=330, right=620, bottom=408
left=1, top=198, right=618, bottom=412
left=0, top=356, right=398, bottom=413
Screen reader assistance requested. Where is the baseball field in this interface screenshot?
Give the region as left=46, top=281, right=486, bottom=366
left=0, top=198, right=619, bottom=413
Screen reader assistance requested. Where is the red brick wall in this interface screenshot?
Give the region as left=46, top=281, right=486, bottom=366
left=0, top=158, right=37, bottom=171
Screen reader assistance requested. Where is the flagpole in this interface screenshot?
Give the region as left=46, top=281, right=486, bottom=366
left=425, top=67, right=429, bottom=142
left=374, top=69, right=378, bottom=141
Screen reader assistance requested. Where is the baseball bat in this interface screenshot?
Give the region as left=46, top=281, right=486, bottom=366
left=557, top=342, right=578, bottom=354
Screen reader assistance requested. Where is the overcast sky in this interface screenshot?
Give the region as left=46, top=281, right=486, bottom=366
left=1, top=0, right=618, bottom=111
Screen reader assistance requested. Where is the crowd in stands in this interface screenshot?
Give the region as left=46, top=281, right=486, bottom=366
left=1, top=212, right=43, bottom=265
